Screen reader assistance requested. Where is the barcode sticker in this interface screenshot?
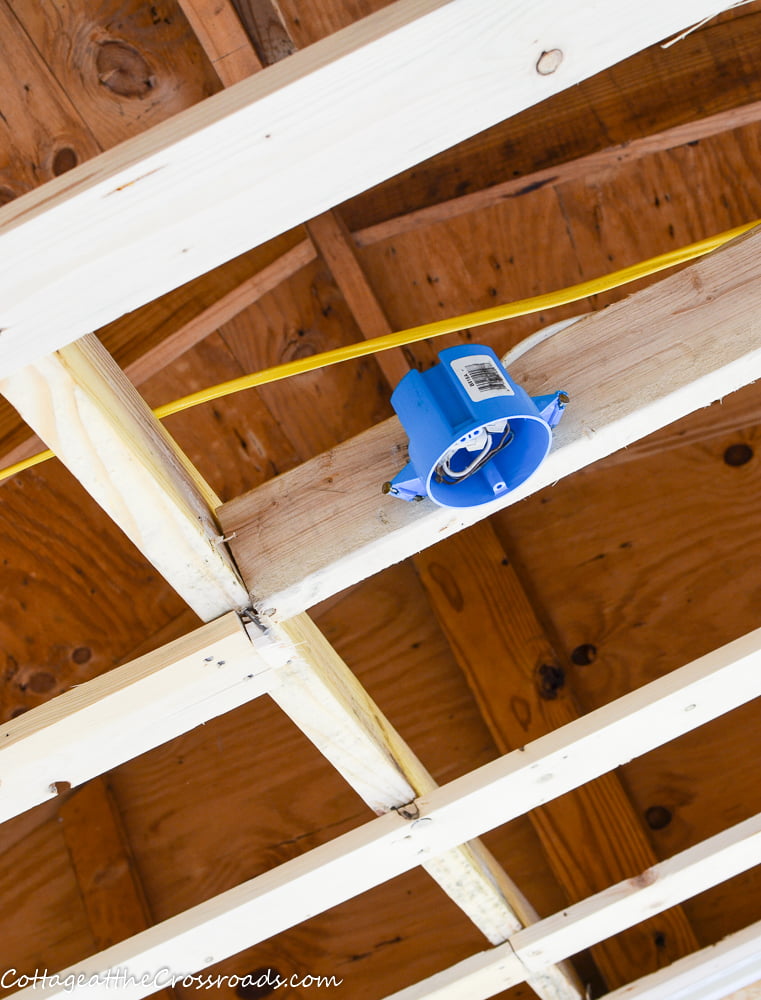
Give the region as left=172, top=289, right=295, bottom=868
left=450, top=355, right=514, bottom=402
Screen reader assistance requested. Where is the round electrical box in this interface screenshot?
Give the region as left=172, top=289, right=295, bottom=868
left=387, top=344, right=565, bottom=508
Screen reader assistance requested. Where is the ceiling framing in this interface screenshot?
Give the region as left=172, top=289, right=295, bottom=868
left=1, top=1, right=761, bottom=998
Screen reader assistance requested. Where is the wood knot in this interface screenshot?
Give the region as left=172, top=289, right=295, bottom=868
left=536, top=49, right=563, bottom=75
left=645, top=805, right=673, bottom=830
left=724, top=443, right=753, bottom=467
left=537, top=663, right=565, bottom=700
left=96, top=40, right=156, bottom=98
left=27, top=671, right=56, bottom=694
left=630, top=868, right=657, bottom=889
left=571, top=643, right=597, bottom=666
left=52, top=147, right=78, bottom=176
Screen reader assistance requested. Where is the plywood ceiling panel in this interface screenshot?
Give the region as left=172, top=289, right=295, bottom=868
left=2, top=2, right=761, bottom=998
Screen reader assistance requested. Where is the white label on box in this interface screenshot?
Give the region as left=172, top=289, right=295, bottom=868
left=450, top=355, right=514, bottom=402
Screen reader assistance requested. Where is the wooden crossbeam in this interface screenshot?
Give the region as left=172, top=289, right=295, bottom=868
left=353, top=97, right=761, bottom=247
left=4, top=94, right=761, bottom=473
left=219, top=223, right=761, bottom=620
left=602, top=921, right=761, bottom=1000
left=177, top=0, right=263, bottom=85
left=0, top=334, right=248, bottom=619
left=0, top=333, right=575, bottom=990
left=306, top=209, right=415, bottom=384
left=416, top=523, right=699, bottom=984
left=300, top=101, right=699, bottom=982
left=385, top=812, right=761, bottom=1000
left=0, top=613, right=281, bottom=824
left=0, top=0, right=737, bottom=376
left=12, top=625, right=761, bottom=1000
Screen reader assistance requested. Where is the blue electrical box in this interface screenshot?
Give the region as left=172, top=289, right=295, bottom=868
left=385, top=344, right=567, bottom=508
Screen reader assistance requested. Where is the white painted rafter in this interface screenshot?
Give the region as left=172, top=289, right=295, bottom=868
left=10, top=622, right=761, bottom=998
left=0, top=0, right=738, bottom=375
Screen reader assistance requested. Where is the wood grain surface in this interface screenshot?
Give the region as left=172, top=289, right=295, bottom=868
left=2, top=2, right=761, bottom=999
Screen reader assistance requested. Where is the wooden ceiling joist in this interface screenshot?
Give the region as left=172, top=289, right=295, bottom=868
left=0, top=0, right=738, bottom=376
left=602, top=919, right=761, bottom=1000
left=220, top=222, right=761, bottom=620
left=0, top=322, right=580, bottom=996
left=416, top=523, right=699, bottom=985
left=2, top=1, right=759, bottom=995
left=387, top=811, right=761, bottom=1000
left=175, top=0, right=263, bottom=85
left=0, top=334, right=248, bottom=620
left=353, top=96, right=761, bottom=247
left=0, top=612, right=274, bottom=824
left=11, top=621, right=761, bottom=999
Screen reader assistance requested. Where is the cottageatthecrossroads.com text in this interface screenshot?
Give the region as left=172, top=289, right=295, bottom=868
left=0, top=968, right=344, bottom=991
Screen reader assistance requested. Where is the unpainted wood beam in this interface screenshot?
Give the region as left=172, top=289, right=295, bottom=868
left=0, top=329, right=574, bottom=988
left=13, top=629, right=761, bottom=1000
left=386, top=811, right=761, bottom=1000
left=0, top=613, right=277, bottom=824
left=306, top=209, right=414, bottom=385
left=230, top=0, right=296, bottom=64
left=178, top=0, right=264, bottom=85
left=219, top=223, right=761, bottom=621
left=59, top=779, right=177, bottom=1000
left=0, top=0, right=737, bottom=375
left=416, top=522, right=699, bottom=987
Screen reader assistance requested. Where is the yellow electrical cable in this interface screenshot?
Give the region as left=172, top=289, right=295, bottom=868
left=1, top=218, right=757, bottom=484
